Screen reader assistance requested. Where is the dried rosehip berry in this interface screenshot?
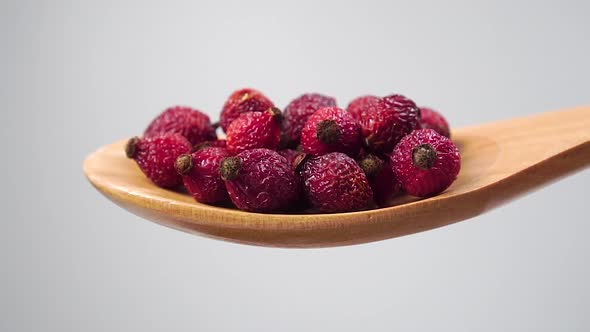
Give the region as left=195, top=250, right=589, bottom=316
left=300, top=107, right=361, bottom=157
left=346, top=95, right=379, bottom=121
left=144, top=106, right=216, bottom=145
left=219, top=88, right=274, bottom=132
left=282, top=93, right=337, bottom=146
left=226, top=107, right=282, bottom=154
left=359, top=94, right=420, bottom=154
left=391, top=129, right=460, bottom=197
left=125, top=134, right=192, bottom=188
left=175, top=147, right=231, bottom=203
left=419, top=107, right=451, bottom=138
left=302, top=152, right=373, bottom=212
left=220, top=149, right=301, bottom=212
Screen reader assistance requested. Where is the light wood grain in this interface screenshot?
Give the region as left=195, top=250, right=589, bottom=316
left=83, top=106, right=590, bottom=248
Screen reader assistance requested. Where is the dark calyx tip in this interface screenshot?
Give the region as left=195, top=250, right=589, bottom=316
left=219, top=157, right=242, bottom=181
left=211, top=122, right=220, bottom=130
left=316, top=119, right=341, bottom=144
left=358, top=154, right=384, bottom=179
left=268, top=107, right=283, bottom=122
left=412, top=144, right=437, bottom=170
left=125, top=137, right=139, bottom=158
left=175, top=154, right=194, bottom=175
left=364, top=134, right=384, bottom=151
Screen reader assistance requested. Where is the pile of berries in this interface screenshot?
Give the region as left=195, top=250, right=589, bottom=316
left=126, top=88, right=460, bottom=213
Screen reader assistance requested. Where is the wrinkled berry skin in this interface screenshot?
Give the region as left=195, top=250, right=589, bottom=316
left=126, top=134, right=192, bottom=188
left=391, top=129, right=460, bottom=197
left=223, top=149, right=301, bottom=212
left=301, top=107, right=361, bottom=157
left=302, top=152, right=373, bottom=213
left=346, top=95, right=379, bottom=121
left=179, top=147, right=231, bottom=203
left=419, top=107, right=451, bottom=138
left=226, top=110, right=281, bottom=154
left=220, top=88, right=274, bottom=132
left=282, top=93, right=337, bottom=146
left=144, top=106, right=216, bottom=145
left=359, top=94, right=421, bottom=154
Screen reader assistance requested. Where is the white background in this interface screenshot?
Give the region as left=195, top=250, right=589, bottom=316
left=2, top=0, right=589, bottom=331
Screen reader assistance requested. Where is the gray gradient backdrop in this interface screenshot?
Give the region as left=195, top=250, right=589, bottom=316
left=2, top=0, right=589, bottom=331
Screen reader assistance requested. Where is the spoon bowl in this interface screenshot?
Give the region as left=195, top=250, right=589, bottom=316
left=83, top=106, right=590, bottom=247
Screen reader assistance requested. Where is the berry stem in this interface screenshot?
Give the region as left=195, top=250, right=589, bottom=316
left=268, top=107, right=283, bottom=123
left=358, top=154, right=384, bottom=179
left=316, top=119, right=341, bottom=145
left=175, top=154, right=194, bottom=175
left=239, top=92, right=250, bottom=102
left=219, top=157, right=242, bottom=181
left=125, top=137, right=139, bottom=158
left=364, top=134, right=383, bottom=151
left=412, top=144, right=437, bottom=170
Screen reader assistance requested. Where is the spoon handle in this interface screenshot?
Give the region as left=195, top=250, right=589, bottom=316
left=457, top=106, right=590, bottom=208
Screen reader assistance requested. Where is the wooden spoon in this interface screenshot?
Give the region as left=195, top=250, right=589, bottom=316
left=83, top=106, right=590, bottom=248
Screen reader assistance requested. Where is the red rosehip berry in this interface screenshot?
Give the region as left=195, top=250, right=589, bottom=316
left=282, top=93, right=337, bottom=146
left=125, top=133, right=192, bottom=188
left=300, top=107, right=361, bottom=157
left=419, top=107, right=451, bottom=138
left=391, top=129, right=460, bottom=197
left=219, top=88, right=274, bottom=132
left=175, top=147, right=231, bottom=204
left=359, top=94, right=421, bottom=154
left=220, top=149, right=302, bottom=212
left=226, top=107, right=282, bottom=154
left=144, top=106, right=216, bottom=146
left=346, top=95, right=379, bottom=121
left=302, top=152, right=373, bottom=213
